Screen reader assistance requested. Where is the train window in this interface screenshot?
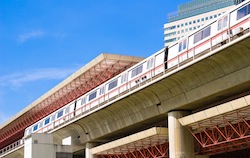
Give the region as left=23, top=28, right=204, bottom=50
left=51, top=115, right=55, bottom=122
left=223, top=16, right=228, bottom=28
left=194, top=26, right=211, bottom=44
left=121, top=73, right=127, bottom=83
left=131, top=65, right=143, bottom=78
left=44, top=118, right=50, bottom=125
left=88, top=91, right=97, bottom=101
left=81, top=98, right=86, bottom=105
left=33, top=124, right=38, bottom=131
left=147, top=58, right=154, bottom=69
left=39, top=122, right=43, bottom=128
left=99, top=87, right=105, bottom=95
left=178, top=42, right=182, bottom=52
left=179, top=39, right=187, bottom=52
left=237, top=4, right=250, bottom=20
left=218, top=19, right=222, bottom=30
left=218, top=16, right=228, bottom=31
left=65, top=107, right=70, bottom=114
left=57, top=110, right=64, bottom=118
left=108, top=79, right=118, bottom=91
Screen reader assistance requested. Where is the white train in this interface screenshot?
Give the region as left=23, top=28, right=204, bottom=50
left=25, top=0, right=250, bottom=137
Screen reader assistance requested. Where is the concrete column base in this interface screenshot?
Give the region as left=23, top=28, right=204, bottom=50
left=168, top=111, right=194, bottom=158
left=85, top=142, right=95, bottom=158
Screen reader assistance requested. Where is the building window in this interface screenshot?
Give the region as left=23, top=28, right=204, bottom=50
left=193, top=20, right=196, bottom=24
left=189, top=21, right=192, bottom=25
left=177, top=25, right=180, bottom=28
left=165, top=25, right=176, bottom=31
left=185, top=22, right=188, bottom=26
left=197, top=19, right=200, bottom=23
left=165, top=38, right=176, bottom=43
left=181, top=24, right=184, bottom=27
left=206, top=17, right=208, bottom=20
left=201, top=18, right=204, bottom=21
left=210, top=16, right=213, bottom=19
left=214, top=15, right=217, bottom=18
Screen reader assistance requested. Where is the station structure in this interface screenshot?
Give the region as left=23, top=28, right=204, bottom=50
left=1, top=5, right=250, bottom=158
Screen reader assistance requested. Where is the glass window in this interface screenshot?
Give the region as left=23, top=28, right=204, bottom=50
left=201, top=18, right=204, bottom=21
left=99, top=86, right=105, bottom=95
left=210, top=16, right=213, bottom=19
left=206, top=17, right=208, bottom=20
left=181, top=24, right=184, bottom=27
left=178, top=42, right=182, bottom=52
left=214, top=15, right=217, bottom=18
left=185, top=22, right=188, bottom=26
left=108, top=79, right=118, bottom=90
left=33, top=124, right=38, bottom=131
left=203, top=26, right=211, bottom=38
left=165, top=38, right=176, bottom=43
left=197, top=19, right=200, bottom=23
left=88, top=91, right=97, bottom=101
left=237, top=5, right=247, bottom=20
left=218, top=19, right=222, bottom=30
left=39, top=122, right=43, bottom=128
left=131, top=65, right=143, bottom=78
left=57, top=110, right=63, bottom=118
left=194, top=26, right=196, bottom=30
left=147, top=58, right=154, bottom=69
left=65, top=107, right=69, bottom=114
left=44, top=118, right=50, bottom=125
left=194, top=31, right=202, bottom=44
left=189, top=21, right=192, bottom=25
left=183, top=39, right=187, bottom=50
left=81, top=98, right=85, bottom=105
left=177, top=25, right=180, bottom=28
left=121, top=74, right=127, bottom=83
left=51, top=115, right=55, bottom=122
left=223, top=16, right=228, bottom=28
left=193, top=20, right=196, bottom=24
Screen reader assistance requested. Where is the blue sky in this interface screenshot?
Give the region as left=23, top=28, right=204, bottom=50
left=0, top=0, right=189, bottom=125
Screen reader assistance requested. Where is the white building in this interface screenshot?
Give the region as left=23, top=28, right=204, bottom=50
left=164, top=0, right=245, bottom=47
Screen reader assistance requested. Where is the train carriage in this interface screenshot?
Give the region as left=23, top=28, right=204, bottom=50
left=24, top=0, right=250, bottom=137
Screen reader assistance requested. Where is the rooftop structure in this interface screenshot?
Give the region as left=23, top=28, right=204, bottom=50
left=0, top=53, right=144, bottom=149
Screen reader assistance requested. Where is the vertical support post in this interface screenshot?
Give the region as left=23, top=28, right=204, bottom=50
left=85, top=142, right=95, bottom=158
left=168, top=111, right=194, bottom=158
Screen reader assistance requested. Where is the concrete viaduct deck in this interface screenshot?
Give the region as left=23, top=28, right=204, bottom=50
left=2, top=27, right=250, bottom=158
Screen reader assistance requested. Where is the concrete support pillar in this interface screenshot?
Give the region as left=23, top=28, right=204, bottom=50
left=24, top=133, right=72, bottom=158
left=24, top=133, right=55, bottom=158
left=85, top=143, right=95, bottom=158
left=168, top=111, right=194, bottom=158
